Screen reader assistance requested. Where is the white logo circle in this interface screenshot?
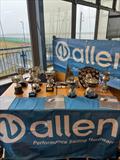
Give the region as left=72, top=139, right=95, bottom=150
left=0, top=114, right=26, bottom=143
left=55, top=41, right=70, bottom=61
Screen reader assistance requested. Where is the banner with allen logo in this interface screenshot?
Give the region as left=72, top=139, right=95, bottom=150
left=53, top=37, right=120, bottom=78
left=0, top=110, right=120, bottom=159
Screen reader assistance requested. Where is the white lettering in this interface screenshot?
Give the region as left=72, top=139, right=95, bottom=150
left=64, top=115, right=71, bottom=137
left=30, top=120, right=53, bottom=138
left=72, top=120, right=95, bottom=136
left=72, top=48, right=84, bottom=63
left=90, top=46, right=95, bottom=65
left=114, top=53, right=120, bottom=69
left=30, top=116, right=118, bottom=138
left=85, top=46, right=90, bottom=64
left=97, top=119, right=118, bottom=137
left=96, top=51, right=112, bottom=67
left=55, top=116, right=62, bottom=137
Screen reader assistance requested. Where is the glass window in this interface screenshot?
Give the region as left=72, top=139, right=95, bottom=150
left=101, top=0, right=113, bottom=8
left=0, top=0, right=32, bottom=78
left=97, top=10, right=109, bottom=39
left=116, top=0, right=120, bottom=11
left=44, top=0, right=72, bottom=65
left=76, top=4, right=96, bottom=39
left=0, top=0, right=31, bottom=48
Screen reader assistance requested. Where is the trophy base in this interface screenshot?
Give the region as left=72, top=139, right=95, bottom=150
left=85, top=94, right=98, bottom=99
left=14, top=86, right=23, bottom=95
left=29, top=91, right=36, bottom=97
left=46, top=86, right=54, bottom=92
left=68, top=94, right=77, bottom=98
left=35, top=88, right=41, bottom=93
left=19, top=81, right=28, bottom=87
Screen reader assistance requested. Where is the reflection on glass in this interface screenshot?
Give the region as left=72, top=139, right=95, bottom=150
left=116, top=0, right=120, bottom=11
left=44, top=0, right=72, bottom=65
left=76, top=4, right=96, bottom=39
left=97, top=10, right=109, bottom=39
left=101, top=0, right=113, bottom=8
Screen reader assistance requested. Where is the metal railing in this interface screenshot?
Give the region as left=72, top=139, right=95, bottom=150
left=0, top=46, right=33, bottom=78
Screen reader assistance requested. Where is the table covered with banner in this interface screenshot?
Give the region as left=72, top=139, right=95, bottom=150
left=0, top=37, right=120, bottom=160
left=0, top=96, right=120, bottom=160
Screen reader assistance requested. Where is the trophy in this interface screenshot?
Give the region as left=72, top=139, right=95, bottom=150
left=32, top=78, right=41, bottom=92
left=102, top=72, right=110, bottom=91
left=46, top=71, right=55, bottom=92
left=28, top=83, right=37, bottom=97
left=28, top=66, right=42, bottom=85
left=12, top=75, right=23, bottom=94
left=65, top=65, right=77, bottom=98
left=84, top=74, right=98, bottom=98
left=28, top=66, right=42, bottom=97
left=18, top=67, right=27, bottom=87
left=67, top=77, right=77, bottom=98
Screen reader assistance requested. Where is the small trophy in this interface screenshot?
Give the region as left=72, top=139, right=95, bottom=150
left=12, top=75, right=23, bottom=94
left=18, top=67, right=27, bottom=87
left=32, top=78, right=41, bottom=92
left=102, top=72, right=110, bottom=91
left=84, top=74, right=98, bottom=98
left=29, top=83, right=37, bottom=97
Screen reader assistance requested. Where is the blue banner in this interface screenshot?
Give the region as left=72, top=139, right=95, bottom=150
left=53, top=37, right=120, bottom=78
left=0, top=97, right=120, bottom=159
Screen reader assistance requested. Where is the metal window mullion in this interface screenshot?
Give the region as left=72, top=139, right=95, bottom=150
left=112, top=0, right=117, bottom=11
left=94, top=0, right=101, bottom=39
left=71, top=1, right=77, bottom=38
left=35, top=0, right=46, bottom=71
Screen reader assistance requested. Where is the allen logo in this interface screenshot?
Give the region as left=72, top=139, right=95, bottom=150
left=0, top=114, right=26, bottom=143
left=55, top=41, right=120, bottom=70
left=55, top=41, right=70, bottom=61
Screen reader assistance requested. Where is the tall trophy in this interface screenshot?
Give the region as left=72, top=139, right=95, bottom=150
left=46, top=71, right=55, bottom=92
left=84, top=73, right=98, bottom=98
left=67, top=77, right=77, bottom=98
left=28, top=66, right=42, bottom=97
left=65, top=66, right=77, bottom=98
left=12, top=75, right=23, bottom=94
left=102, top=72, right=110, bottom=91
left=18, top=67, right=27, bottom=87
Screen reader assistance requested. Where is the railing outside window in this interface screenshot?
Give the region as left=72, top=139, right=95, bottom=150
left=0, top=46, right=33, bottom=78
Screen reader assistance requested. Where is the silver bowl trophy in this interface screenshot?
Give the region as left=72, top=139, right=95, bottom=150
left=84, top=74, right=98, bottom=98
left=102, top=72, right=110, bottom=91
left=28, top=66, right=42, bottom=97
left=18, top=67, right=28, bottom=87
left=12, top=75, right=23, bottom=94
left=46, top=71, right=55, bottom=92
